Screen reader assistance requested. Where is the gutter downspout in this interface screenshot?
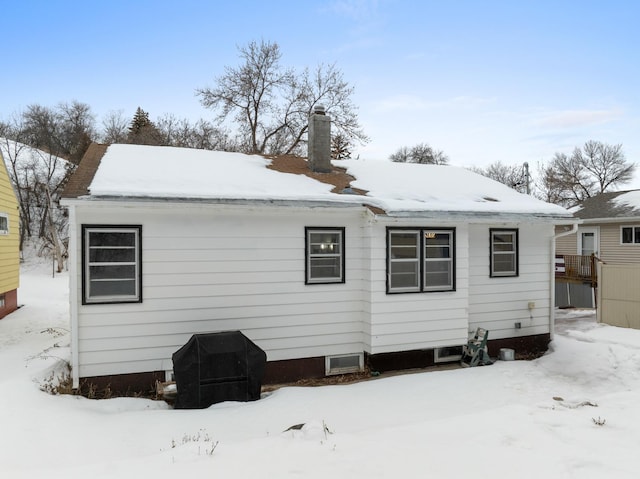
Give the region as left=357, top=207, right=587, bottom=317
left=67, top=204, right=80, bottom=389
left=550, top=222, right=579, bottom=340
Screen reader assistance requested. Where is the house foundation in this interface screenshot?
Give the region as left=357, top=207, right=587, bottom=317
left=75, top=333, right=551, bottom=396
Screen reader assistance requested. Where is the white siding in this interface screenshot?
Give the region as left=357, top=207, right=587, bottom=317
left=366, top=219, right=470, bottom=354
left=67, top=199, right=559, bottom=381
left=70, top=202, right=366, bottom=378
left=469, top=223, right=553, bottom=339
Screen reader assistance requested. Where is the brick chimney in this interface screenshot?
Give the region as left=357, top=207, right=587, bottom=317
left=308, top=105, right=332, bottom=173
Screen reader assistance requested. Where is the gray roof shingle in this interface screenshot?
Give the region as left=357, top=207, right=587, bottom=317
left=574, top=190, right=640, bottom=220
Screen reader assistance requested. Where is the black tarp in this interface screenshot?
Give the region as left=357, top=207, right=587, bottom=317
left=172, top=331, right=267, bottom=409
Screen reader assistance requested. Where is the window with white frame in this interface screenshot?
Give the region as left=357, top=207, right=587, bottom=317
left=305, top=227, right=345, bottom=284
left=490, top=229, right=518, bottom=277
left=621, top=226, right=640, bottom=244
left=387, top=228, right=455, bottom=293
left=0, top=213, right=8, bottom=235
left=82, top=225, right=142, bottom=304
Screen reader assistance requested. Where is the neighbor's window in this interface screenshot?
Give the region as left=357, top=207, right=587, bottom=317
left=621, top=226, right=640, bottom=244
left=388, top=228, right=455, bottom=293
left=0, top=213, right=8, bottom=235
left=305, top=227, right=345, bottom=284
left=82, top=225, right=142, bottom=304
left=490, top=229, right=518, bottom=277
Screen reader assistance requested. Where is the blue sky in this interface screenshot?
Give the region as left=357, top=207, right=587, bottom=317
left=3, top=0, right=639, bottom=186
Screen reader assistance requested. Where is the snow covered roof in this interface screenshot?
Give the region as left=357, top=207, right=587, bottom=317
left=63, top=143, right=572, bottom=219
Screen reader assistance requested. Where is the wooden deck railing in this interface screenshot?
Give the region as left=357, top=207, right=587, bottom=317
left=555, top=254, right=597, bottom=285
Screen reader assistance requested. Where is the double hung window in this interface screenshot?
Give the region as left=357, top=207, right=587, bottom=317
left=387, top=228, right=455, bottom=293
left=82, top=225, right=142, bottom=304
left=305, top=227, right=345, bottom=284
left=490, top=229, right=518, bottom=277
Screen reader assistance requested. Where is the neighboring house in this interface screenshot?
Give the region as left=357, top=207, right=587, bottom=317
left=556, top=190, right=640, bottom=263
left=0, top=150, right=20, bottom=319
left=556, top=190, right=640, bottom=325
left=61, top=110, right=573, bottom=392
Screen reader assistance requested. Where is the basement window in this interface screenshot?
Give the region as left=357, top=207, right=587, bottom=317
left=0, top=213, right=8, bottom=235
left=305, top=227, right=345, bottom=284
left=325, top=353, right=364, bottom=375
left=82, top=225, right=142, bottom=304
left=0, top=294, right=5, bottom=308
left=434, top=345, right=463, bottom=363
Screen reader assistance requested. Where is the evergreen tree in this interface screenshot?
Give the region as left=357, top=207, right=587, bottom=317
left=128, top=107, right=151, bottom=134
left=127, top=107, right=162, bottom=145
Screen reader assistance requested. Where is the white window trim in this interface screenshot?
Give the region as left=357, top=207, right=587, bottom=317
left=490, top=229, right=518, bottom=277
left=325, top=353, right=364, bottom=375
left=423, top=229, right=454, bottom=292
left=434, top=345, right=463, bottom=363
left=0, top=212, right=8, bottom=235
left=620, top=225, right=640, bottom=245
left=305, top=227, right=345, bottom=284
left=82, top=225, right=142, bottom=304
left=388, top=229, right=421, bottom=293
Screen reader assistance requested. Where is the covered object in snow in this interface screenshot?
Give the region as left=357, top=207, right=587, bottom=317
left=172, top=331, right=267, bottom=409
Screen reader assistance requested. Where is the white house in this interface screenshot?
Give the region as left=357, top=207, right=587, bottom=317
left=61, top=112, right=574, bottom=393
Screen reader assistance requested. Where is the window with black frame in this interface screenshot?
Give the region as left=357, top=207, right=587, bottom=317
left=621, top=226, right=640, bottom=244
left=82, top=225, right=142, bottom=304
left=490, top=228, right=518, bottom=277
left=388, top=228, right=455, bottom=293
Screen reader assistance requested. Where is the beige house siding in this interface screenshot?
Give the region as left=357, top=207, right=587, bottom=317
left=597, top=263, right=640, bottom=329
left=598, top=223, right=640, bottom=264
left=555, top=223, right=640, bottom=264
left=555, top=230, right=577, bottom=255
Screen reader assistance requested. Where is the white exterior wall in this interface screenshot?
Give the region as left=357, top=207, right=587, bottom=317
left=468, top=222, right=554, bottom=339
left=69, top=201, right=366, bottom=379
left=366, top=217, right=470, bottom=354
left=67, top=198, right=558, bottom=381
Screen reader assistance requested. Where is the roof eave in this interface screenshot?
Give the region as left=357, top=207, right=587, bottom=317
left=60, top=195, right=368, bottom=210
left=382, top=209, right=575, bottom=223
left=60, top=194, right=575, bottom=224
left=579, top=216, right=640, bottom=224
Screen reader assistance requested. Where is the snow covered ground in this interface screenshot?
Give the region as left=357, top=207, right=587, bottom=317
left=2, top=258, right=640, bottom=478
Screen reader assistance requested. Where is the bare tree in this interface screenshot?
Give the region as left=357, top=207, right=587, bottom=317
left=389, top=146, right=411, bottom=163
left=539, top=141, right=635, bottom=207
left=1, top=117, right=73, bottom=267
left=331, top=132, right=353, bottom=160
left=155, top=114, right=235, bottom=150
left=196, top=39, right=367, bottom=156
left=390, top=143, right=449, bottom=165
left=21, top=102, right=95, bottom=164
left=100, top=110, right=129, bottom=144
left=57, top=101, right=96, bottom=163
left=470, top=161, right=530, bottom=194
